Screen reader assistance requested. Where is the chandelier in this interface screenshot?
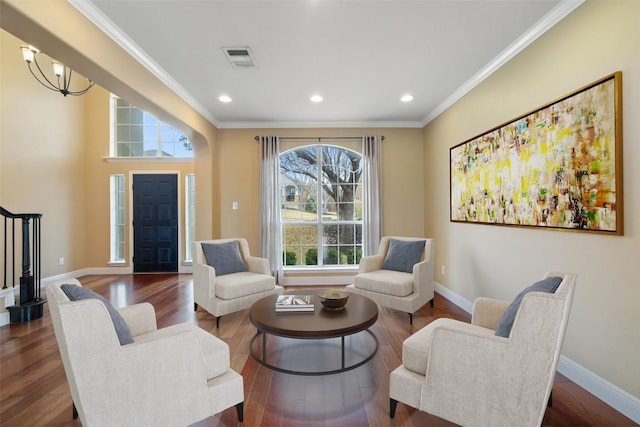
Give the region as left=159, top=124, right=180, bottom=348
left=20, top=45, right=94, bottom=97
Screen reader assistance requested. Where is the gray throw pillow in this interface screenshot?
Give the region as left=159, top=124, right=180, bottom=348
left=60, top=284, right=134, bottom=345
left=494, top=276, right=563, bottom=338
left=201, top=240, right=247, bottom=276
left=381, top=239, right=426, bottom=273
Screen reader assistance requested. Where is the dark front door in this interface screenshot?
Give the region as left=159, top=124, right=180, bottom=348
left=132, top=174, right=178, bottom=273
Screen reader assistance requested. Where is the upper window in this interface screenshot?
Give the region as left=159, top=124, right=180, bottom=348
left=280, top=145, right=363, bottom=267
left=111, top=96, right=193, bottom=158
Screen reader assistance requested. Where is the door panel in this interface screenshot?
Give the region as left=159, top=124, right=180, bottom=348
left=133, top=174, right=178, bottom=272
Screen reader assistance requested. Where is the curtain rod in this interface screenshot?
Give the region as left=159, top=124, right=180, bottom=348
left=254, top=136, right=384, bottom=141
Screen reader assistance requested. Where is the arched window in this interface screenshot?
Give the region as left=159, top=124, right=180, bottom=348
left=280, top=145, right=363, bottom=267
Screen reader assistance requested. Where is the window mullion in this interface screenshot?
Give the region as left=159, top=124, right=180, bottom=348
left=316, top=145, right=324, bottom=267
left=156, top=121, right=162, bottom=157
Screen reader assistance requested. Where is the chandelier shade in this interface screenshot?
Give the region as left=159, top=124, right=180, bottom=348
left=20, top=44, right=94, bottom=97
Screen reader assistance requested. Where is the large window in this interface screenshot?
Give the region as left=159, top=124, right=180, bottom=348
left=111, top=96, right=193, bottom=158
left=280, top=145, right=363, bottom=267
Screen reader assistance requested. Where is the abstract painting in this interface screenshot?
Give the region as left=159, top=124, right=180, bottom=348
left=450, top=72, right=622, bottom=234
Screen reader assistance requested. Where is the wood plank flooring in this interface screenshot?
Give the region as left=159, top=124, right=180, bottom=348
left=0, top=274, right=636, bottom=426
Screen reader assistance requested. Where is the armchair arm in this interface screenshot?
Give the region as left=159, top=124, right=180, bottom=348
left=358, top=254, right=384, bottom=273
left=471, top=297, right=510, bottom=330
left=246, top=256, right=271, bottom=275
left=117, top=303, right=157, bottom=337
left=412, top=259, right=433, bottom=296
left=193, top=261, right=217, bottom=305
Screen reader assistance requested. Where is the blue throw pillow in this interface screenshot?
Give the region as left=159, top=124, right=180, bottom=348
left=381, top=239, right=426, bottom=273
left=61, top=284, right=134, bottom=345
left=201, top=240, right=248, bottom=276
left=494, top=276, right=563, bottom=338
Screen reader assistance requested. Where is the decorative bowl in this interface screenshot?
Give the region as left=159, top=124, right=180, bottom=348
left=317, top=289, right=349, bottom=310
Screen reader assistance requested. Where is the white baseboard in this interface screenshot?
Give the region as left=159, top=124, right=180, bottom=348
left=557, top=356, right=640, bottom=424
left=41, top=264, right=194, bottom=282
left=0, top=287, right=16, bottom=327
left=434, top=281, right=640, bottom=424
left=434, top=282, right=474, bottom=313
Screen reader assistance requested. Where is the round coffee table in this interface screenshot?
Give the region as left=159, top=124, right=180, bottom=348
left=249, top=290, right=378, bottom=375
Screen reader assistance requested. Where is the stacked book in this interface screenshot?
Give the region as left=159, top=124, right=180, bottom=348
left=275, top=295, right=314, bottom=312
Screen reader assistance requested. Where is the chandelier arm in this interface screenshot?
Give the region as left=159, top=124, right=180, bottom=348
left=69, top=81, right=95, bottom=96
left=31, top=56, right=62, bottom=92
left=27, top=63, right=60, bottom=93
left=64, top=68, right=72, bottom=93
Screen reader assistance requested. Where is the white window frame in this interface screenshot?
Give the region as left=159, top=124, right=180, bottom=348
left=184, top=173, right=196, bottom=263
left=280, top=144, right=363, bottom=269
left=109, top=174, right=126, bottom=264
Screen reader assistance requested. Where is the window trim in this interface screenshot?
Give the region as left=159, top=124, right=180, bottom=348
left=109, top=174, right=126, bottom=265
left=184, top=173, right=195, bottom=263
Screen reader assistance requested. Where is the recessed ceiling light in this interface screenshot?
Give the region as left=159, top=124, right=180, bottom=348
left=218, top=95, right=232, bottom=103
left=401, top=94, right=414, bottom=103
left=310, top=94, right=323, bottom=103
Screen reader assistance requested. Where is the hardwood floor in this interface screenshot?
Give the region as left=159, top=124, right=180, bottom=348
left=0, top=274, right=635, bottom=426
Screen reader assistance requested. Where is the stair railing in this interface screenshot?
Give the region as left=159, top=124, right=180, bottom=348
left=1, top=206, right=45, bottom=322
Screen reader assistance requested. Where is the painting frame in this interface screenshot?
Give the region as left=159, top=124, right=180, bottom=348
left=450, top=71, right=623, bottom=235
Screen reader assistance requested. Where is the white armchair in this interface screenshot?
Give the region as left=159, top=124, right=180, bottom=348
left=389, top=272, right=577, bottom=427
left=193, top=238, right=283, bottom=328
left=45, top=278, right=244, bottom=427
left=346, top=236, right=434, bottom=324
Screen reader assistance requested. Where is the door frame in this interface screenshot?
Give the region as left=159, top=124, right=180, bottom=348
left=128, top=170, right=185, bottom=273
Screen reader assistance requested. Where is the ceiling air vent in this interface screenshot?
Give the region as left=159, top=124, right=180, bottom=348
left=222, top=47, right=256, bottom=69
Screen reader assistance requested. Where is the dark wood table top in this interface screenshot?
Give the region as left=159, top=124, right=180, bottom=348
left=249, top=290, right=378, bottom=339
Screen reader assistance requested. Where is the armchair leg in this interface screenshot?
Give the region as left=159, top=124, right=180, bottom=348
left=216, top=316, right=220, bottom=329
left=390, top=398, right=398, bottom=418
left=547, top=390, right=553, bottom=407
left=194, top=302, right=198, bottom=311
left=235, top=401, right=244, bottom=422
left=408, top=313, right=413, bottom=325
left=430, top=298, right=434, bottom=308
left=72, top=402, right=78, bottom=419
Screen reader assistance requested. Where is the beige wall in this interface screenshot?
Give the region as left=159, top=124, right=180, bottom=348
left=424, top=1, right=640, bottom=398
left=217, top=128, right=424, bottom=255
left=1, top=29, right=88, bottom=276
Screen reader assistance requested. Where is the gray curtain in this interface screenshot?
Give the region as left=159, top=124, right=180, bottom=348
left=259, top=136, right=283, bottom=283
left=362, top=135, right=382, bottom=256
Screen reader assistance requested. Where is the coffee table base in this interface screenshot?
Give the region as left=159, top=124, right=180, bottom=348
left=250, top=329, right=378, bottom=376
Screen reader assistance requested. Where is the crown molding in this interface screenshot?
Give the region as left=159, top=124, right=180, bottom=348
left=68, top=0, right=220, bottom=127
left=216, top=120, right=425, bottom=129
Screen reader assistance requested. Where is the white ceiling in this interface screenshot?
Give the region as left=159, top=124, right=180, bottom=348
left=71, top=0, right=582, bottom=129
